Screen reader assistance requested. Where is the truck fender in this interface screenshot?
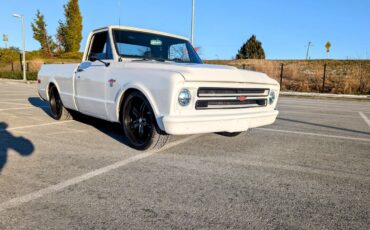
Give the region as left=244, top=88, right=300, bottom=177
left=115, top=83, right=161, bottom=121
left=45, top=78, right=61, bottom=101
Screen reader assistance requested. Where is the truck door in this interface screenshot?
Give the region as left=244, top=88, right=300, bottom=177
left=75, top=31, right=113, bottom=119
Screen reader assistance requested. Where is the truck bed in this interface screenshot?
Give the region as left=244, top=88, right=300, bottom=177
left=37, top=63, right=79, bottom=110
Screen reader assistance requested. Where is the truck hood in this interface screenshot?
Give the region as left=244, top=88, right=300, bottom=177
left=126, top=62, right=278, bottom=85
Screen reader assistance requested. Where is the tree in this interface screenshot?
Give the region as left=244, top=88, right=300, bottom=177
left=236, top=35, right=265, bottom=59
left=31, top=10, right=55, bottom=57
left=56, top=21, right=67, bottom=52
left=57, top=0, right=83, bottom=52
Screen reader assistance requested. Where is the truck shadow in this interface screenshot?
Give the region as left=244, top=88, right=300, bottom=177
left=71, top=112, right=131, bottom=146
left=27, top=97, right=131, bottom=146
left=0, top=122, right=34, bottom=173
left=28, top=97, right=50, bottom=115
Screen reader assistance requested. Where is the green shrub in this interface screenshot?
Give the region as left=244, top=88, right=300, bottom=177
left=27, top=50, right=44, bottom=60
left=0, top=48, right=20, bottom=63
left=57, top=52, right=83, bottom=59
left=0, top=72, right=38, bottom=81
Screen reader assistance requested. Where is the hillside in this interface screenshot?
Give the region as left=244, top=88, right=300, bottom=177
left=205, top=60, right=370, bottom=95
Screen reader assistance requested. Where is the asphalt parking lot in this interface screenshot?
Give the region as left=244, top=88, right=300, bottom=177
left=0, top=80, right=369, bottom=229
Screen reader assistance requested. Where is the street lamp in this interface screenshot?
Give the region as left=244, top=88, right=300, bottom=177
left=191, top=0, right=195, bottom=45
left=12, top=13, right=26, bottom=82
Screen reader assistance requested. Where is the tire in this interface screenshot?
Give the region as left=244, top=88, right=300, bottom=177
left=217, top=132, right=242, bottom=137
left=49, top=85, right=72, bottom=120
left=122, top=91, right=169, bottom=150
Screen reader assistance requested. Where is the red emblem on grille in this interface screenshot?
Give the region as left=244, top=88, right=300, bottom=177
left=238, top=96, right=247, bottom=101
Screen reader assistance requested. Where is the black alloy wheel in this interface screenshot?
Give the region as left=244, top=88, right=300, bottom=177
left=49, top=86, right=63, bottom=119
left=48, top=85, right=71, bottom=120
left=122, top=92, right=168, bottom=150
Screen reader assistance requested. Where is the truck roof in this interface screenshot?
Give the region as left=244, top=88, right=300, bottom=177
left=93, top=25, right=190, bottom=42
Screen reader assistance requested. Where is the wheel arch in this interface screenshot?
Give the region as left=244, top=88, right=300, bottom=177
left=46, top=80, right=61, bottom=101
left=116, top=85, right=161, bottom=125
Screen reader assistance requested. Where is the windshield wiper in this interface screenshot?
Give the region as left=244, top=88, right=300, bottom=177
left=119, top=56, right=177, bottom=63
left=131, top=57, right=167, bottom=62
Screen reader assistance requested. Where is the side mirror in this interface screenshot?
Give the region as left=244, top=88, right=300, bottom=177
left=89, top=53, right=97, bottom=62
left=88, top=53, right=110, bottom=67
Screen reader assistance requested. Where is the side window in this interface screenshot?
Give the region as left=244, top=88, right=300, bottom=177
left=169, top=43, right=190, bottom=62
left=88, top=32, right=113, bottom=60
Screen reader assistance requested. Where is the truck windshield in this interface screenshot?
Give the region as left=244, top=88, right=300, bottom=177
left=113, top=29, right=202, bottom=64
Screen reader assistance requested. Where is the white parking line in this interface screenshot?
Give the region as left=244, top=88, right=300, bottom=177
left=0, top=91, right=35, bottom=93
left=16, top=129, right=87, bottom=137
left=0, top=134, right=200, bottom=213
left=0, top=101, right=30, bottom=106
left=0, top=99, right=29, bottom=101
left=0, top=94, right=35, bottom=97
left=256, top=128, right=370, bottom=142
left=0, top=106, right=48, bottom=112
left=359, top=112, right=370, bottom=128
left=0, top=120, right=74, bottom=132
left=227, top=159, right=369, bottom=181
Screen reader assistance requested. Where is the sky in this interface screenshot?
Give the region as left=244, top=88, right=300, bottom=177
left=0, top=0, right=369, bottom=60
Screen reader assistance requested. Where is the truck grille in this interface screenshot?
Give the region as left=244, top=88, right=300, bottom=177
left=196, top=87, right=269, bottom=110
left=197, top=87, right=269, bottom=97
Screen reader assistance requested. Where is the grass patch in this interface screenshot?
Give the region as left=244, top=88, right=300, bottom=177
left=0, top=72, right=38, bottom=81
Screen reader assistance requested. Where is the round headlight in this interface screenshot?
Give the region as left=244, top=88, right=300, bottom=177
left=268, top=90, right=276, bottom=105
left=178, top=88, right=191, bottom=106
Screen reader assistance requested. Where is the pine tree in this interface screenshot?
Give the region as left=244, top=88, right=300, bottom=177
left=31, top=10, right=55, bottom=57
left=237, top=35, right=265, bottom=59
left=57, top=0, right=83, bottom=52
left=56, top=21, right=67, bottom=52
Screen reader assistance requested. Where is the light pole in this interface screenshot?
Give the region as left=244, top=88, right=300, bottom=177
left=305, top=41, right=313, bottom=60
left=12, top=13, right=26, bottom=82
left=191, top=0, right=195, bottom=45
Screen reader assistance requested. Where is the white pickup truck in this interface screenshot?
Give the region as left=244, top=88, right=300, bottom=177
left=38, top=26, right=279, bottom=150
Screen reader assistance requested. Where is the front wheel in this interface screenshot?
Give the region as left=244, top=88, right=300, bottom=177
left=122, top=92, right=169, bottom=150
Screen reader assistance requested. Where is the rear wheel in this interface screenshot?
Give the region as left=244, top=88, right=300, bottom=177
left=122, top=92, right=169, bottom=150
left=49, top=85, right=71, bottom=120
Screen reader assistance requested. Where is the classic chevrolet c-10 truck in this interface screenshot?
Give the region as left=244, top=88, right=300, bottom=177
left=38, top=26, right=279, bottom=150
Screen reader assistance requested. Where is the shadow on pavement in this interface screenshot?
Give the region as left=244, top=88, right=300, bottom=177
left=27, top=97, right=131, bottom=146
left=0, top=122, right=34, bottom=173
left=71, top=112, right=131, bottom=146
left=278, top=117, right=370, bottom=136
left=28, top=97, right=50, bottom=116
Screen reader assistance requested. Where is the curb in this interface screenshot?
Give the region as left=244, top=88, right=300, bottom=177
left=280, top=91, right=370, bottom=100
left=0, top=78, right=37, bottom=84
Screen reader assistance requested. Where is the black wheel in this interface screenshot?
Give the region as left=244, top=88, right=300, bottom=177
left=217, top=132, right=242, bottom=137
left=122, top=92, right=169, bottom=150
left=49, top=85, right=71, bottom=120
